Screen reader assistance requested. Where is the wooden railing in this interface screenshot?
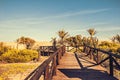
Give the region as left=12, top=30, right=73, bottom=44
left=83, top=45, right=120, bottom=77
left=24, top=46, right=65, bottom=80
left=40, top=46, right=55, bottom=52
left=39, top=46, right=55, bottom=56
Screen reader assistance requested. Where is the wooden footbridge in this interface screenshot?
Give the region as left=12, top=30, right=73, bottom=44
left=25, top=46, right=120, bottom=80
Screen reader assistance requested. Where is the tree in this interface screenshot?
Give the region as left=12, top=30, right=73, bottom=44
left=0, top=42, right=10, bottom=56
left=111, top=34, right=120, bottom=43
left=87, top=28, right=97, bottom=37
left=16, top=36, right=35, bottom=49
left=57, top=30, right=69, bottom=46
left=87, top=28, right=98, bottom=47
left=51, top=37, right=57, bottom=51
left=66, top=35, right=82, bottom=52
left=82, top=37, right=87, bottom=45
left=111, top=36, right=116, bottom=43
left=115, top=34, right=120, bottom=43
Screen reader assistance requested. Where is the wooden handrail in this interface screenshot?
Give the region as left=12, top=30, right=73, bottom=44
left=24, top=46, right=65, bottom=80
left=85, top=45, right=120, bottom=58
left=83, top=45, right=120, bottom=77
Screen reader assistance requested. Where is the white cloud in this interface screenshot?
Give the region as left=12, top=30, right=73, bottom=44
left=35, top=8, right=110, bottom=20
left=54, top=8, right=110, bottom=18
left=0, top=8, right=110, bottom=30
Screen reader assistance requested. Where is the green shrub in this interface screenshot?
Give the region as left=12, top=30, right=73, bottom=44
left=99, top=41, right=120, bottom=53
left=0, top=49, right=38, bottom=63
left=0, top=46, right=10, bottom=56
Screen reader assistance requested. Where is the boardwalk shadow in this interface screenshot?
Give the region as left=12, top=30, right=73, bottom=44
left=53, top=53, right=118, bottom=80
left=58, top=68, right=118, bottom=80
left=57, top=53, right=118, bottom=80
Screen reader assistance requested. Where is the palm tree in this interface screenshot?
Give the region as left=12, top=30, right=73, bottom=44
left=57, top=30, right=69, bottom=46
left=87, top=28, right=97, bottom=38
left=51, top=37, right=57, bottom=51
left=87, top=28, right=97, bottom=47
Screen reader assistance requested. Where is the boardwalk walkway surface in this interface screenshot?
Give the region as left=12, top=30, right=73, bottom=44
left=52, top=52, right=118, bottom=80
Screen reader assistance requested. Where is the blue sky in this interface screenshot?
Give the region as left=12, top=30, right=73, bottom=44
left=0, top=0, right=120, bottom=42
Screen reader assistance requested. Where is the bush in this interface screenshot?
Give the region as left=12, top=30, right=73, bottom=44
left=117, top=47, right=120, bottom=54
left=0, top=49, right=38, bottom=63
left=0, top=46, right=10, bottom=56
left=99, top=41, right=120, bottom=53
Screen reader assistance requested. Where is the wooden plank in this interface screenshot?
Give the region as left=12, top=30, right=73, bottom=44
left=52, top=52, right=118, bottom=80
left=52, top=52, right=80, bottom=80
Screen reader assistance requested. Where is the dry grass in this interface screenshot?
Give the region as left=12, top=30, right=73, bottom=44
left=0, top=56, right=48, bottom=80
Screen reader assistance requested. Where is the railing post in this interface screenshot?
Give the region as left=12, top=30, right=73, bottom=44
left=63, top=46, right=65, bottom=55
left=62, top=46, right=64, bottom=56
left=53, top=55, right=57, bottom=75
left=87, top=47, right=90, bottom=55
left=89, top=49, right=92, bottom=59
left=57, top=50, right=60, bottom=65
left=96, top=50, right=99, bottom=64
left=44, top=65, right=49, bottom=80
left=60, top=48, right=62, bottom=59
left=83, top=45, right=86, bottom=53
left=109, top=54, right=113, bottom=76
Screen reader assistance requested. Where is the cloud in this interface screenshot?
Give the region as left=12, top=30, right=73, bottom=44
left=0, top=8, right=110, bottom=30
left=0, top=18, right=45, bottom=30
left=36, top=8, right=110, bottom=20
left=54, top=8, right=110, bottom=18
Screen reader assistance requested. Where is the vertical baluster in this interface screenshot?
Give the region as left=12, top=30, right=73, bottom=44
left=62, top=46, right=63, bottom=56
left=44, top=65, right=49, bottom=80
left=109, top=54, right=113, bottom=76
left=60, top=48, right=62, bottom=59
left=58, top=49, right=61, bottom=64
left=57, top=50, right=60, bottom=65
left=89, top=49, right=92, bottom=59
left=96, top=50, right=99, bottom=64
left=53, top=55, right=57, bottom=76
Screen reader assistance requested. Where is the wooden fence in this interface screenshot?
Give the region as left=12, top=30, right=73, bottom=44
left=83, top=45, right=120, bottom=77
left=39, top=46, right=55, bottom=56
left=24, top=46, right=65, bottom=80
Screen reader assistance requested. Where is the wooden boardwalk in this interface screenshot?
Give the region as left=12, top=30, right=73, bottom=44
left=52, top=52, right=118, bottom=80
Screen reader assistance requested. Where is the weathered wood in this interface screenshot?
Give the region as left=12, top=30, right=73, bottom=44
left=112, top=58, right=120, bottom=70
left=24, top=46, right=66, bottom=80
left=52, top=52, right=117, bottom=80
left=44, top=65, right=49, bottom=80
left=85, top=45, right=120, bottom=58
left=25, top=45, right=119, bottom=80
left=84, top=45, right=120, bottom=78
left=52, top=56, right=57, bottom=75
left=97, top=56, right=109, bottom=65
left=57, top=51, right=60, bottom=65
left=40, top=46, right=55, bottom=56
left=109, top=54, right=113, bottom=76
left=96, top=50, right=99, bottom=64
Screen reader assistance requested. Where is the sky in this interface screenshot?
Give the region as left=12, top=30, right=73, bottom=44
left=0, top=0, right=120, bottom=42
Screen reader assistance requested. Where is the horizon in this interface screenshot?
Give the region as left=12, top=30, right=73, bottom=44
left=0, top=0, right=120, bottom=42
